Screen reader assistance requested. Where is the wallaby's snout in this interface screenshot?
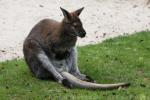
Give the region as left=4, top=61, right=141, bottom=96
left=78, top=29, right=86, bottom=38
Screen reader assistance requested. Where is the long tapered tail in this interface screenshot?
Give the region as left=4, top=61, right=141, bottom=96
left=61, top=72, right=130, bottom=90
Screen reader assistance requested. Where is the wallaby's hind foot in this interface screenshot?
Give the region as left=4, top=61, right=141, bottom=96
left=72, top=73, right=96, bottom=83
left=62, top=72, right=130, bottom=90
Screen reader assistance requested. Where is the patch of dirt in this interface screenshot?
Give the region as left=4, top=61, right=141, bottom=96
left=0, top=0, right=150, bottom=61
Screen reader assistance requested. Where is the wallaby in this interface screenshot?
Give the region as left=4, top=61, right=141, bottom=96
left=23, top=7, right=130, bottom=90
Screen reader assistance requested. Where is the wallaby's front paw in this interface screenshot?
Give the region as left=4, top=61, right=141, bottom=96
left=62, top=79, right=73, bottom=88
left=73, top=73, right=96, bottom=83
left=85, top=75, right=96, bottom=83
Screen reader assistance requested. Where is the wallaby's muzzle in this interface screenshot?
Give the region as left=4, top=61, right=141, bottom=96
left=79, top=32, right=86, bottom=38
left=72, top=27, right=86, bottom=38
left=77, top=29, right=86, bottom=38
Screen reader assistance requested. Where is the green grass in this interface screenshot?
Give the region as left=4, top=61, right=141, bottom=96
left=0, top=31, right=150, bottom=100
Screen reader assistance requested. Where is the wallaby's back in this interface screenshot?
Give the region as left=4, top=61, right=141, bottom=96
left=26, top=19, right=61, bottom=42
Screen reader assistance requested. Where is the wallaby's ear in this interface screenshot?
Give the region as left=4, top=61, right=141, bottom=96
left=60, top=7, right=71, bottom=20
left=74, top=7, right=84, bottom=16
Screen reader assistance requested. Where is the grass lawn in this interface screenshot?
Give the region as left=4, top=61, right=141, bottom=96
left=0, top=31, right=150, bottom=100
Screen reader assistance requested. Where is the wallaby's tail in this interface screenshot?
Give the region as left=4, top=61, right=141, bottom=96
left=62, top=72, right=130, bottom=90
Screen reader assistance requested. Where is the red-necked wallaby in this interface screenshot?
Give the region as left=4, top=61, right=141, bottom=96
left=23, top=7, right=130, bottom=89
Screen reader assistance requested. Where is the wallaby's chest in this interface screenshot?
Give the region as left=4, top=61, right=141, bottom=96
left=51, top=47, right=71, bottom=60
left=44, top=44, right=72, bottom=60
left=44, top=35, right=76, bottom=60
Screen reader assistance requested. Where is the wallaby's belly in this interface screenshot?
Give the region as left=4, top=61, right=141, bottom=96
left=51, top=59, right=69, bottom=73
left=43, top=46, right=73, bottom=73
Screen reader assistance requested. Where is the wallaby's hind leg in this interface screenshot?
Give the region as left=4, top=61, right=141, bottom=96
left=32, top=62, right=52, bottom=80
left=23, top=39, right=64, bottom=83
left=31, top=59, right=52, bottom=80
left=24, top=48, right=52, bottom=80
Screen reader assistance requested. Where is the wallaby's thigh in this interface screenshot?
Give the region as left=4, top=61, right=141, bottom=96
left=29, top=56, right=52, bottom=80
left=23, top=39, right=52, bottom=80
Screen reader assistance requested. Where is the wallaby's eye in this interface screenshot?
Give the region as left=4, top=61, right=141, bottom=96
left=73, top=22, right=78, bottom=27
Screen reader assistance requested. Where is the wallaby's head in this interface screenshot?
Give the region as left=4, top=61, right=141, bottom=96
left=60, top=7, right=86, bottom=38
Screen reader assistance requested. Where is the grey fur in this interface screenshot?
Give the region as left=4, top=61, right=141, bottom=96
left=37, top=51, right=63, bottom=83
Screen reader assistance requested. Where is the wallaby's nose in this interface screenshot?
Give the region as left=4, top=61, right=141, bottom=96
left=80, top=32, right=86, bottom=38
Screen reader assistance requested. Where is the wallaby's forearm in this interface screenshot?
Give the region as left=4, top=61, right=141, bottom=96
left=69, top=47, right=81, bottom=74
left=37, top=52, right=63, bottom=83
left=62, top=72, right=130, bottom=90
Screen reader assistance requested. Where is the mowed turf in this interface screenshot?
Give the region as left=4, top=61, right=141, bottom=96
left=0, top=31, right=150, bottom=100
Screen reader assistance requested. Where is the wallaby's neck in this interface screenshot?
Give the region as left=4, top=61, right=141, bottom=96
left=48, top=21, right=77, bottom=51
left=59, top=22, right=77, bottom=47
